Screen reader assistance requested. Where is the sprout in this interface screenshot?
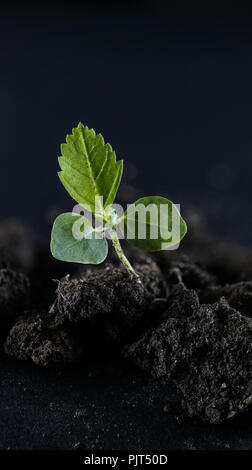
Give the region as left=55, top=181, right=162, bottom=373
left=50, top=123, right=187, bottom=280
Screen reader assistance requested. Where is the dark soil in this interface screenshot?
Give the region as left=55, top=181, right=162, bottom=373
left=55, top=262, right=166, bottom=342
left=5, top=312, right=83, bottom=367
left=124, top=292, right=252, bottom=424
left=0, top=214, right=252, bottom=449
left=0, top=268, right=30, bottom=333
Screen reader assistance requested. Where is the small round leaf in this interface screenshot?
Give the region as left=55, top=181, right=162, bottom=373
left=50, top=213, right=108, bottom=264
left=121, top=196, right=187, bottom=252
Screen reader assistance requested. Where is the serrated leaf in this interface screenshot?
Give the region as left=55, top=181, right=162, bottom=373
left=50, top=213, right=108, bottom=264
left=121, top=196, right=187, bottom=252
left=58, top=123, right=123, bottom=213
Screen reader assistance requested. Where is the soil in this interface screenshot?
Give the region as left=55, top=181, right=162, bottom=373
left=0, top=268, right=30, bottom=333
left=0, top=213, right=252, bottom=449
left=124, top=293, right=252, bottom=424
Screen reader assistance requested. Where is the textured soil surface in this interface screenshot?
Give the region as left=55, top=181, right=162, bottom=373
left=0, top=214, right=251, bottom=449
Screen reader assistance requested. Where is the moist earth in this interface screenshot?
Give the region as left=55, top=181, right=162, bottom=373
left=1, top=215, right=252, bottom=425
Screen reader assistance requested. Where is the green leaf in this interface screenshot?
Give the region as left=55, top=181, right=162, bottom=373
left=121, top=196, right=187, bottom=252
left=58, top=123, right=123, bottom=213
left=50, top=213, right=108, bottom=264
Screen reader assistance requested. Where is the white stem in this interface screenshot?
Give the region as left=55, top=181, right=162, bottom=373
left=109, top=229, right=141, bottom=283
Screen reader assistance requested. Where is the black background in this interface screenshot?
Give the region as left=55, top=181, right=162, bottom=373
left=1, top=2, right=252, bottom=244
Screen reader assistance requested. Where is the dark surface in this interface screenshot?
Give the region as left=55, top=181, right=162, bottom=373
left=0, top=350, right=252, bottom=451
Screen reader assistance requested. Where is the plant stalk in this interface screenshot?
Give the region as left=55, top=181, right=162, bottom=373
left=109, top=229, right=141, bottom=283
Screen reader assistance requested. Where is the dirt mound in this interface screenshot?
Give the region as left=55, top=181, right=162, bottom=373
left=1, top=218, right=252, bottom=424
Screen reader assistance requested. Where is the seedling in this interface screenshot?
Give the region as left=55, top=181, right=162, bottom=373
left=50, top=123, right=187, bottom=280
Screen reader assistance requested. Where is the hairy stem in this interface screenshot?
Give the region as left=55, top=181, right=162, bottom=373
left=109, top=229, right=141, bottom=283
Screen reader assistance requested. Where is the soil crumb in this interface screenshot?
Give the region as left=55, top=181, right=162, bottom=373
left=54, top=261, right=167, bottom=343
left=5, top=312, right=83, bottom=366
left=124, top=295, right=252, bottom=423
left=199, top=281, right=252, bottom=319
